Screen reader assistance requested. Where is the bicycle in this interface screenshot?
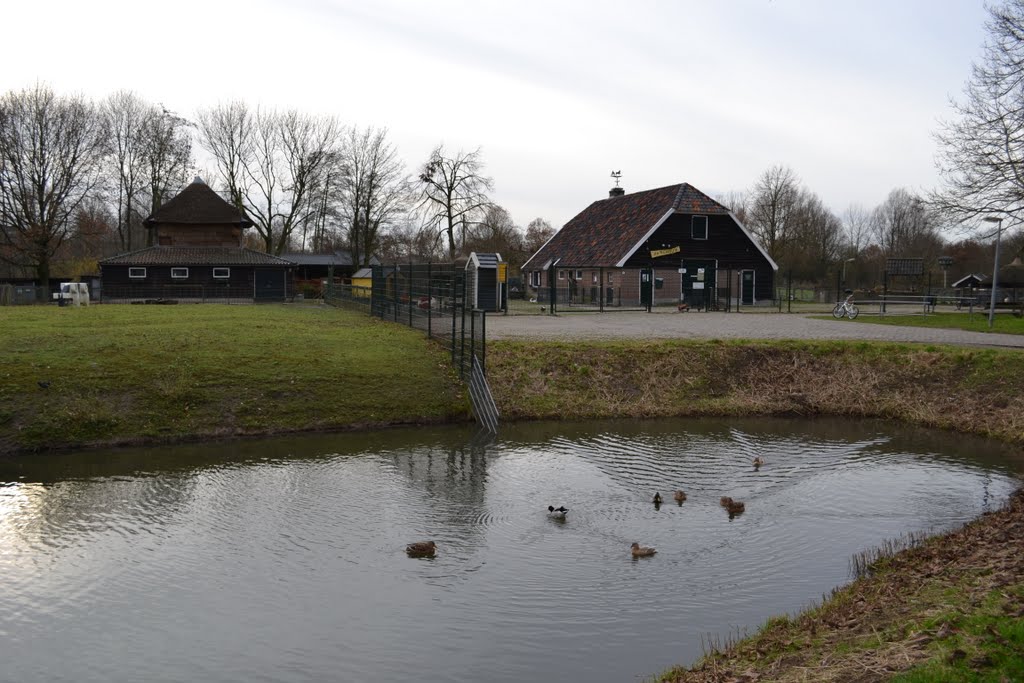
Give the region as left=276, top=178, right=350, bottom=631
left=832, top=291, right=859, bottom=319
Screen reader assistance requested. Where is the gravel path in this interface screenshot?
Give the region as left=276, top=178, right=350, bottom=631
left=486, top=311, right=1024, bottom=349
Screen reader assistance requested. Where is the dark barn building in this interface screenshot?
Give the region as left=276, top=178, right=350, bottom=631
left=522, top=183, right=778, bottom=308
left=100, top=178, right=294, bottom=302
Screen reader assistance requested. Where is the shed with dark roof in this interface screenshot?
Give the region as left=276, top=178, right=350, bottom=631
left=100, top=178, right=294, bottom=302
left=522, top=183, right=777, bottom=308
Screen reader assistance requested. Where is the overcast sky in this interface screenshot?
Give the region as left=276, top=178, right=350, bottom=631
left=3, top=0, right=992, bottom=230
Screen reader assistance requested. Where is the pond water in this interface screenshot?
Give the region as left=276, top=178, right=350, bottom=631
left=0, top=418, right=1021, bottom=683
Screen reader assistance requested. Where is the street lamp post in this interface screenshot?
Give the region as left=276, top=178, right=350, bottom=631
left=841, top=257, right=854, bottom=288
left=984, top=216, right=1003, bottom=329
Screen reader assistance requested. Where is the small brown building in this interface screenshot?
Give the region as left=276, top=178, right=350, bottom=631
left=522, top=182, right=778, bottom=308
left=99, top=178, right=295, bottom=302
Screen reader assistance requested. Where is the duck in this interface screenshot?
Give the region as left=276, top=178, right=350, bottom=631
left=652, top=492, right=663, bottom=505
left=631, top=542, right=657, bottom=558
left=726, top=500, right=745, bottom=515
left=547, top=505, right=568, bottom=519
left=720, top=496, right=733, bottom=507
left=673, top=490, right=687, bottom=504
left=753, top=456, right=765, bottom=468
left=406, top=541, right=436, bottom=557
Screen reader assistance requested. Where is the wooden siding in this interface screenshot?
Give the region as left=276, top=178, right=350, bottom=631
left=157, top=223, right=241, bottom=248
left=621, top=213, right=775, bottom=301
left=103, top=264, right=252, bottom=289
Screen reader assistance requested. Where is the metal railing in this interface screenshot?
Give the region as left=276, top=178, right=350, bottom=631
left=323, top=262, right=496, bottom=431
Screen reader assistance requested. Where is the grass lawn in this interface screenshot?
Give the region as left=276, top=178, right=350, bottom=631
left=0, top=303, right=469, bottom=454
left=819, top=310, right=1024, bottom=335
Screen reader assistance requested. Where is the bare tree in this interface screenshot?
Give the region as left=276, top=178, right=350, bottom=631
left=524, top=217, right=556, bottom=256
left=0, top=84, right=107, bottom=287
left=197, top=103, right=341, bottom=254
left=466, top=204, right=523, bottom=257
left=102, top=91, right=152, bottom=251
left=144, top=105, right=193, bottom=235
left=338, top=126, right=410, bottom=266
left=932, top=0, right=1024, bottom=227
left=714, top=190, right=749, bottom=224
left=417, top=145, right=494, bottom=259
left=785, top=190, right=843, bottom=280
left=842, top=203, right=872, bottom=254
left=872, top=188, right=936, bottom=256
left=747, top=165, right=800, bottom=260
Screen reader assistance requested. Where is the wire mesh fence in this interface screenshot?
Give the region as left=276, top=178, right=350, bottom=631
left=323, top=263, right=486, bottom=380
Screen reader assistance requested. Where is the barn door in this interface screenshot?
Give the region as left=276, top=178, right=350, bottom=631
left=741, top=270, right=755, bottom=306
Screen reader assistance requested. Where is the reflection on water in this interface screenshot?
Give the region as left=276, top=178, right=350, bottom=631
left=0, top=417, right=1020, bottom=683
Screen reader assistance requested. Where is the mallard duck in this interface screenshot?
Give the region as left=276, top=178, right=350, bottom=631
left=631, top=542, right=657, bottom=558
left=547, top=505, right=568, bottom=519
left=726, top=500, right=745, bottom=515
left=406, top=541, right=436, bottom=557
left=753, top=456, right=765, bottom=468
left=720, top=496, right=733, bottom=507
left=653, top=492, right=663, bottom=505
left=673, top=490, right=687, bottom=503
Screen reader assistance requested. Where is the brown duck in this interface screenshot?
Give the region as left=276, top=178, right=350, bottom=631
left=406, top=541, right=436, bottom=557
left=631, top=542, right=657, bottom=558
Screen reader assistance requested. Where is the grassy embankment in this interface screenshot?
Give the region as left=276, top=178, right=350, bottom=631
left=486, top=338, right=1024, bottom=445
left=483, top=339, right=1024, bottom=682
left=0, top=304, right=468, bottom=455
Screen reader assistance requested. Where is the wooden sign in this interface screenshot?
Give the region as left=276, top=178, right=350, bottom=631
left=650, top=245, right=680, bottom=259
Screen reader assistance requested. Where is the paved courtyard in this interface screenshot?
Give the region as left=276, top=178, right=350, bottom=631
left=486, top=311, right=1024, bottom=349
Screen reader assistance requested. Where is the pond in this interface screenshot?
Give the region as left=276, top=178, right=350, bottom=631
left=0, top=417, right=1021, bottom=683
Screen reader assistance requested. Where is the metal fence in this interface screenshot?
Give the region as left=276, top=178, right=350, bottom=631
left=323, top=263, right=487, bottom=381
left=514, top=264, right=762, bottom=315
left=0, top=284, right=49, bottom=305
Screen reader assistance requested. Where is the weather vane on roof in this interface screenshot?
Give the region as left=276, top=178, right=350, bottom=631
left=611, top=170, right=622, bottom=187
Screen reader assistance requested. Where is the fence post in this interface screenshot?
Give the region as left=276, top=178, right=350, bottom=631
left=481, top=310, right=486, bottom=374
left=882, top=270, right=888, bottom=315
left=548, top=264, right=557, bottom=315
left=736, top=271, right=741, bottom=312
left=427, top=263, right=432, bottom=338
left=787, top=271, right=792, bottom=313
left=408, top=259, right=413, bottom=327
left=451, top=273, right=458, bottom=366
left=460, top=292, right=467, bottom=378
left=470, top=307, right=476, bottom=380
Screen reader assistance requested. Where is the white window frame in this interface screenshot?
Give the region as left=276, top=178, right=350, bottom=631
left=692, top=215, right=709, bottom=240
left=128, top=267, right=147, bottom=279
left=591, top=273, right=598, bottom=284
left=530, top=271, right=540, bottom=287
left=575, top=269, right=583, bottom=279
left=171, top=267, right=189, bottom=279
left=559, top=270, right=566, bottom=280
left=213, top=267, right=230, bottom=279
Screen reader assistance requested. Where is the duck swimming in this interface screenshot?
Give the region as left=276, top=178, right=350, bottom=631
left=673, top=490, right=687, bottom=504
left=547, top=505, right=568, bottom=519
left=726, top=500, right=745, bottom=516
left=720, top=496, right=733, bottom=507
left=753, top=456, right=765, bottom=468
left=653, top=492, right=663, bottom=505
left=406, top=541, right=436, bottom=557
left=631, top=542, right=657, bottom=558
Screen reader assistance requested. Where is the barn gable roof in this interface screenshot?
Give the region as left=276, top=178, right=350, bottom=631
left=522, top=183, right=773, bottom=270
left=145, top=177, right=253, bottom=228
